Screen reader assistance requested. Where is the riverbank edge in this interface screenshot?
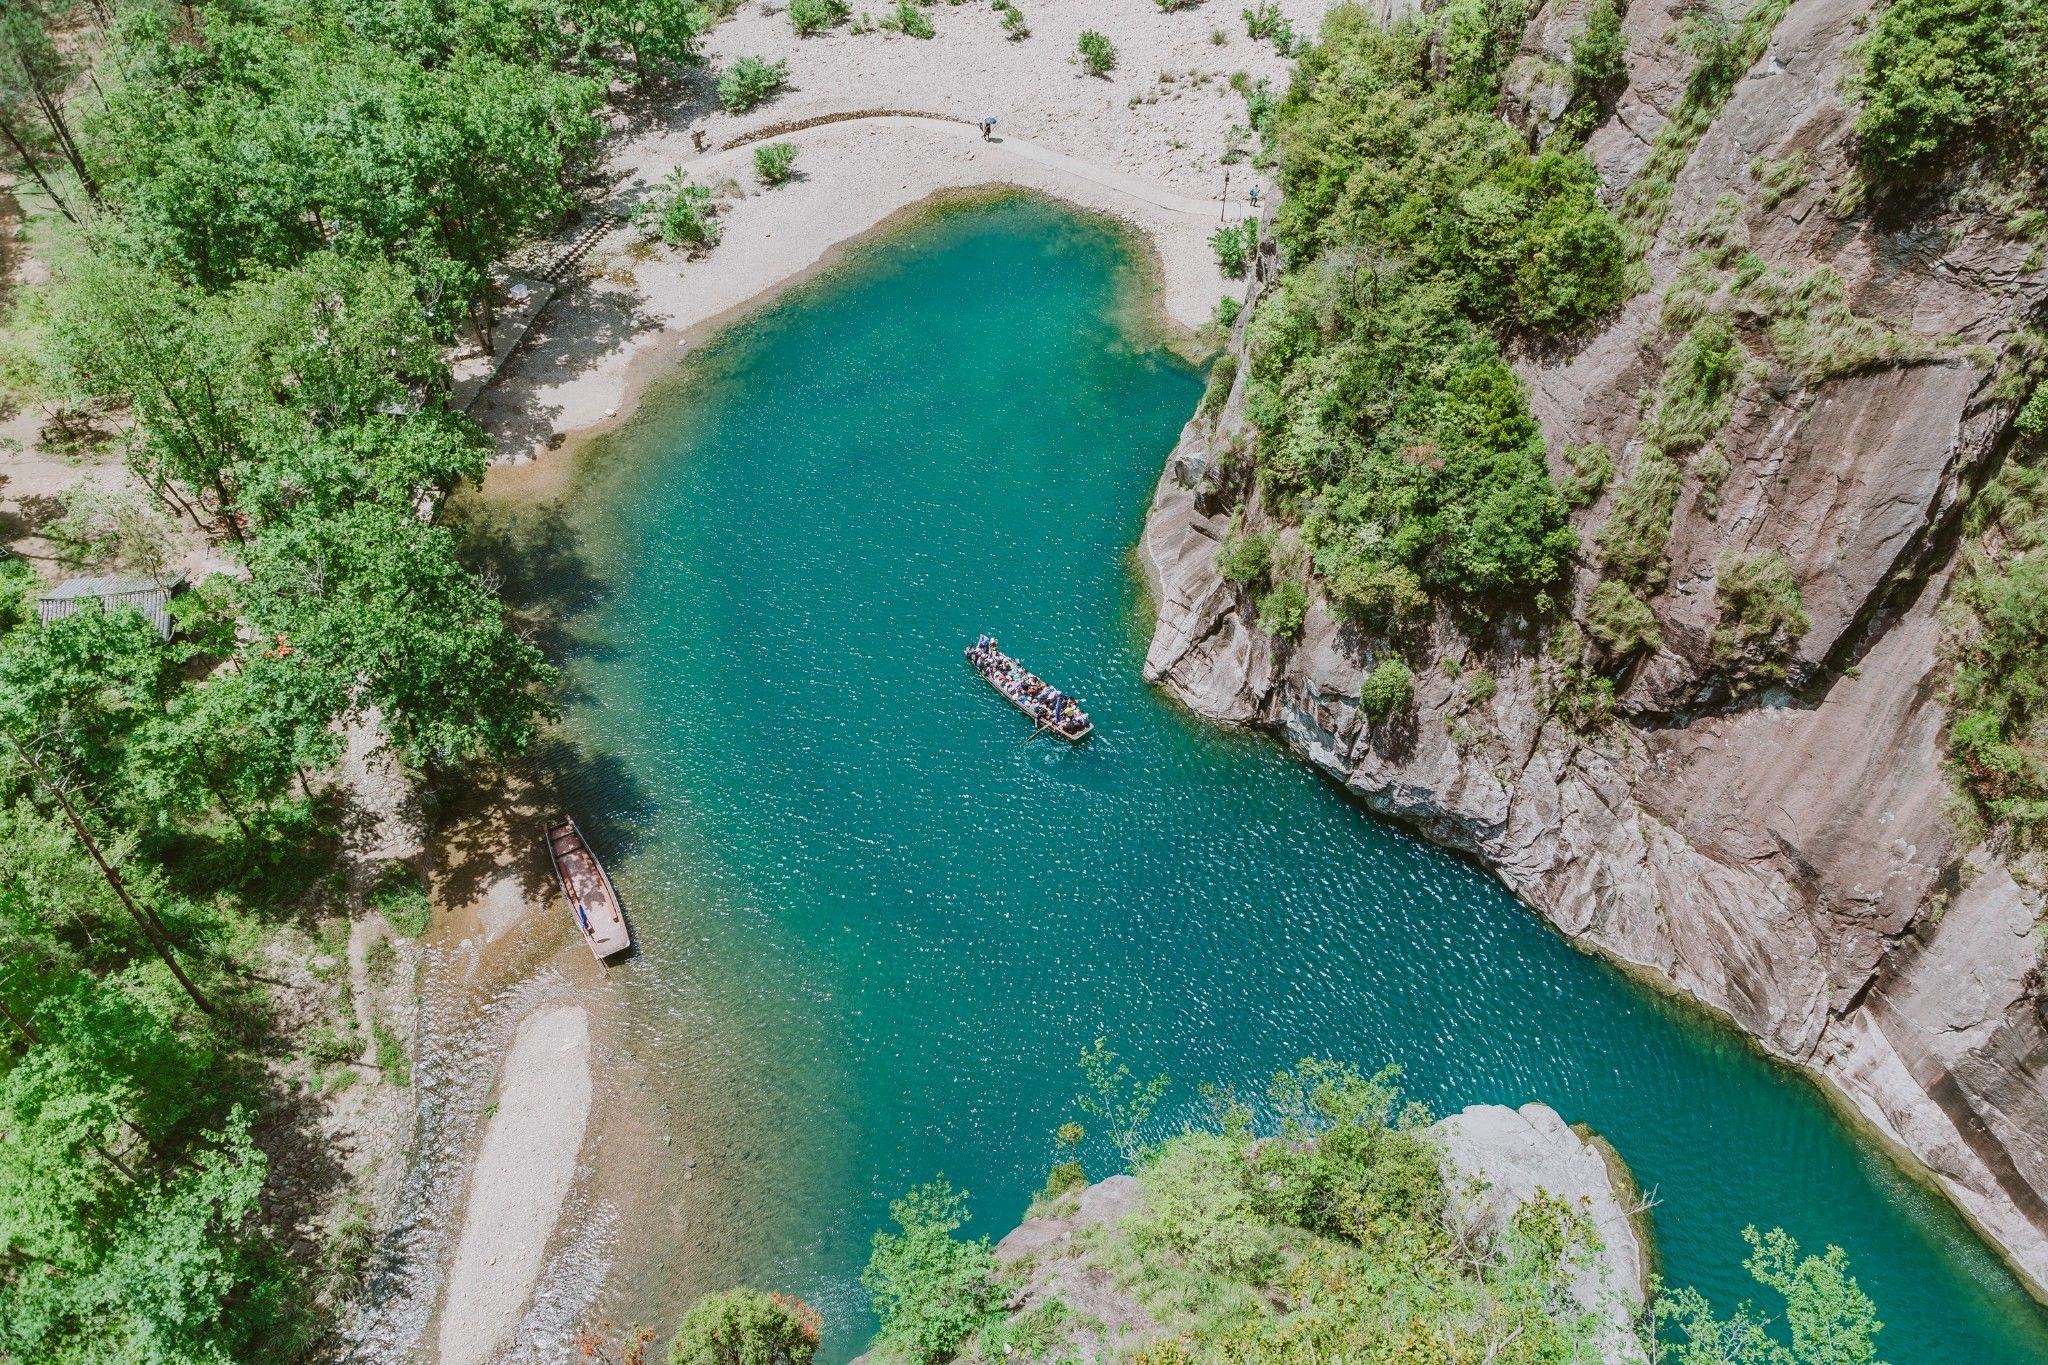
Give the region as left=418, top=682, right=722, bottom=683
left=397, top=175, right=1241, bottom=1360
left=479, top=178, right=1211, bottom=509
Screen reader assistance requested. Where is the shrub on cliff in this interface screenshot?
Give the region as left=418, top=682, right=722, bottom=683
left=1360, top=656, right=1416, bottom=718
left=718, top=56, right=789, bottom=112
left=1586, top=579, right=1663, bottom=657
left=668, top=1289, right=821, bottom=1365
left=1257, top=579, right=1309, bottom=637
left=1853, top=0, right=2038, bottom=182
left=1216, top=523, right=1272, bottom=585
left=1712, top=548, right=1808, bottom=687
left=1231, top=7, right=1631, bottom=627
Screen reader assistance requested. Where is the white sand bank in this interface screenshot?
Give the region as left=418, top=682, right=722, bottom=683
left=435, top=1004, right=594, bottom=1365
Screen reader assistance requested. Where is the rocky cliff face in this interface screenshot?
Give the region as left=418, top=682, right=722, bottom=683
left=1143, top=0, right=2048, bottom=1298
left=975, top=1104, right=1647, bottom=1362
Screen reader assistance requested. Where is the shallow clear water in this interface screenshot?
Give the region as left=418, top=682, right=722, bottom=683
left=540, top=194, right=2048, bottom=1361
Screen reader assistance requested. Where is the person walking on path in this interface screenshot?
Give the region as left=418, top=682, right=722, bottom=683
left=979, top=115, right=998, bottom=140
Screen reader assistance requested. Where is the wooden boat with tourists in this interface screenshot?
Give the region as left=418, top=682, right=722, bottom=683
left=965, top=635, right=1093, bottom=741
left=546, top=817, right=632, bottom=962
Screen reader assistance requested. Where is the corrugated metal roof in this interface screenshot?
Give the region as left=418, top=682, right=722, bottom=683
left=37, top=573, right=186, bottom=640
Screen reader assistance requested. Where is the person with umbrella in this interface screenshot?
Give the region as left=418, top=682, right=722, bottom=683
left=978, top=115, right=998, bottom=140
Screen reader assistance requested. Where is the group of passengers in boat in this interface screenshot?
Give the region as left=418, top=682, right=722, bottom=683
left=969, top=635, right=1089, bottom=732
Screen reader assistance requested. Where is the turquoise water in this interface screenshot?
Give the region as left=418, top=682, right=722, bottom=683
left=537, top=195, right=2048, bottom=1361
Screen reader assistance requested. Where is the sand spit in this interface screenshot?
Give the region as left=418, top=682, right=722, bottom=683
left=435, top=1004, right=594, bottom=1365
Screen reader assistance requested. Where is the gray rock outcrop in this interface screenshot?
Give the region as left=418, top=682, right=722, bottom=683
left=1141, top=0, right=2048, bottom=1300
left=974, top=1105, right=1648, bottom=1362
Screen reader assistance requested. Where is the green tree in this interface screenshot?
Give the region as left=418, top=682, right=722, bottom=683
left=861, top=1179, right=1002, bottom=1363
left=237, top=506, right=557, bottom=766
left=1076, top=1036, right=1171, bottom=1167
left=668, top=1288, right=821, bottom=1365
left=1654, top=1227, right=1885, bottom=1364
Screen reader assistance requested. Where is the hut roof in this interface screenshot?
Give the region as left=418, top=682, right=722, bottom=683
left=37, top=573, right=186, bottom=640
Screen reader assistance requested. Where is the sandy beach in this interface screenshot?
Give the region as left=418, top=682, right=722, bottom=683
left=432, top=3, right=1333, bottom=1357
left=472, top=1, right=1329, bottom=465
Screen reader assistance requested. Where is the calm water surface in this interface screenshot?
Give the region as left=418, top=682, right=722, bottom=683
left=542, top=195, right=2048, bottom=1361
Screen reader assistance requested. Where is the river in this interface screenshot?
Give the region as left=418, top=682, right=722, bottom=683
left=523, top=193, right=2048, bottom=1361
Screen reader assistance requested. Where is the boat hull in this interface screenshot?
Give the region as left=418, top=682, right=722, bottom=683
left=546, top=818, right=632, bottom=961
left=965, top=645, right=1092, bottom=741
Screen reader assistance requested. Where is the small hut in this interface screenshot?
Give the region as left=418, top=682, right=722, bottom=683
left=37, top=572, right=186, bottom=640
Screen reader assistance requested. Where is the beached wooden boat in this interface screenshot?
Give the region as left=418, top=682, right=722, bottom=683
left=965, top=638, right=1093, bottom=741
left=546, top=817, right=632, bottom=961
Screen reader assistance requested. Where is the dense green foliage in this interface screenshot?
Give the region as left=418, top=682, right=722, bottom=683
left=718, top=55, right=789, bottom=113
left=1240, top=6, right=1628, bottom=631
left=859, top=1057, right=1892, bottom=1363
left=668, top=1288, right=822, bottom=1365
left=1359, top=656, right=1415, bottom=718
left=1076, top=29, right=1117, bottom=75
left=1854, top=0, right=2047, bottom=187
left=754, top=142, right=800, bottom=186
left=861, top=1179, right=1004, bottom=1363
left=1943, top=379, right=2048, bottom=842
left=0, top=0, right=696, bottom=1355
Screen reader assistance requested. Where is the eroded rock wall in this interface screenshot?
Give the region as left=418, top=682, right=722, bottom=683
left=1142, top=0, right=2048, bottom=1295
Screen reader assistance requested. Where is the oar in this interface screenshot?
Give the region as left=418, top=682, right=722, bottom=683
left=1021, top=717, right=1050, bottom=745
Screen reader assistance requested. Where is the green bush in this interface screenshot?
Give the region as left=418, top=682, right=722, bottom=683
left=861, top=1180, right=1003, bottom=1363
left=1569, top=0, right=1627, bottom=102
left=1077, top=29, right=1117, bottom=74
left=1200, top=350, right=1238, bottom=417
left=1585, top=579, right=1662, bottom=656
left=1243, top=2, right=1290, bottom=43
left=789, top=0, right=849, bottom=33
left=1215, top=522, right=1271, bottom=584
left=1210, top=220, right=1256, bottom=276
left=753, top=142, right=800, bottom=186
left=884, top=0, right=936, bottom=38
left=1464, top=667, right=1497, bottom=706
left=717, top=55, right=789, bottom=112
left=1257, top=579, right=1309, bottom=637
left=637, top=170, right=721, bottom=251
left=995, top=1, right=1028, bottom=38
left=668, top=1288, right=820, bottom=1365
left=1359, top=657, right=1415, bottom=719
left=367, top=862, right=433, bottom=937
left=1854, top=0, right=2016, bottom=179
left=1712, top=549, right=1808, bottom=686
